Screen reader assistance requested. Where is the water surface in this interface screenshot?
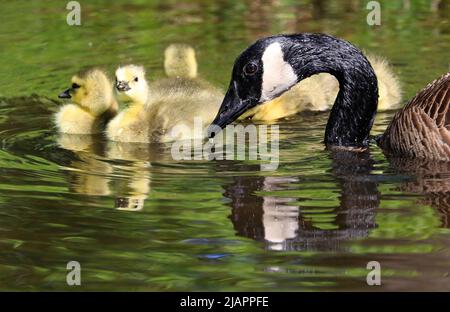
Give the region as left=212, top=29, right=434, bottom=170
left=0, top=0, right=449, bottom=291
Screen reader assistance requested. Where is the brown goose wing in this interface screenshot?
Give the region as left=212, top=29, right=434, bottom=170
left=380, top=72, right=450, bottom=161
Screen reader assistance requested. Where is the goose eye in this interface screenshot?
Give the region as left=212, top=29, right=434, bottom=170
left=243, top=62, right=258, bottom=76
left=72, top=83, right=80, bottom=89
left=134, top=77, right=138, bottom=82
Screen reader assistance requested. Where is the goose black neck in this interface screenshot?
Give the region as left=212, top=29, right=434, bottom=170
left=282, top=34, right=379, bottom=147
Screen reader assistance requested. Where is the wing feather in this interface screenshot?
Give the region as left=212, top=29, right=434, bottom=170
left=380, top=72, right=450, bottom=161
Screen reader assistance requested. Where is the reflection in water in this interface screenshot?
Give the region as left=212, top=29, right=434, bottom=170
left=57, top=134, right=112, bottom=196
left=57, top=134, right=161, bottom=211
left=54, top=40, right=218, bottom=211
left=388, top=157, right=450, bottom=228
left=106, top=141, right=159, bottom=211
left=111, top=162, right=150, bottom=212
left=260, top=177, right=300, bottom=251
left=224, top=149, right=380, bottom=251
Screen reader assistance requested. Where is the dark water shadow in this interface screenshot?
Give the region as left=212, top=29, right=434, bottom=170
left=220, top=149, right=380, bottom=252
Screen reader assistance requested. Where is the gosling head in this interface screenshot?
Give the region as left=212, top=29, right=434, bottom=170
left=164, top=44, right=198, bottom=79
left=114, top=65, right=149, bottom=105
left=58, top=68, right=115, bottom=116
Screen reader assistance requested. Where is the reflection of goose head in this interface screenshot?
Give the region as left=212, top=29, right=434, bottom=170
left=164, top=44, right=198, bottom=79
left=223, top=150, right=379, bottom=252
left=224, top=174, right=305, bottom=251
left=260, top=177, right=300, bottom=251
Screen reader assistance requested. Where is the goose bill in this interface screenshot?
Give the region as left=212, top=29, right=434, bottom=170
left=210, top=84, right=255, bottom=131
left=58, top=88, right=72, bottom=99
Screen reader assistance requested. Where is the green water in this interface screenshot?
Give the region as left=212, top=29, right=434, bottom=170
left=0, top=0, right=449, bottom=291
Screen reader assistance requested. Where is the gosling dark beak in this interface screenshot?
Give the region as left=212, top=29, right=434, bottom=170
left=58, top=88, right=72, bottom=99
left=116, top=81, right=130, bottom=92
left=209, top=82, right=255, bottom=137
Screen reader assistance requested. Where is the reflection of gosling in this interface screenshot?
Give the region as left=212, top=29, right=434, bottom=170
left=57, top=134, right=113, bottom=197
left=164, top=44, right=197, bottom=79
left=55, top=68, right=118, bottom=134
left=66, top=153, right=113, bottom=196
left=106, top=140, right=160, bottom=212
left=241, top=54, right=402, bottom=121
left=57, top=133, right=100, bottom=152
left=114, top=165, right=150, bottom=212
left=106, top=64, right=223, bottom=143
left=107, top=145, right=152, bottom=212
left=107, top=141, right=152, bottom=162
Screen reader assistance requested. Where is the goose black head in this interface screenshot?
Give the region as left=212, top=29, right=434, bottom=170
left=211, top=36, right=299, bottom=129
left=210, top=33, right=379, bottom=147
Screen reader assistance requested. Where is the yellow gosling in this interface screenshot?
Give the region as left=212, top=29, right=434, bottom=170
left=164, top=43, right=198, bottom=79
left=106, top=65, right=150, bottom=143
left=107, top=64, right=223, bottom=143
left=55, top=68, right=118, bottom=134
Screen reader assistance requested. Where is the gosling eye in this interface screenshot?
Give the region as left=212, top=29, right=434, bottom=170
left=72, top=83, right=80, bottom=89
left=243, top=62, right=258, bottom=76
left=134, top=77, right=138, bottom=82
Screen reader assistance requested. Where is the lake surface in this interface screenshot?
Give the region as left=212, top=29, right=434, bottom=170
left=0, top=0, right=449, bottom=291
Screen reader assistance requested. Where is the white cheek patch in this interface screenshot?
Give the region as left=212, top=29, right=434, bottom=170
left=260, top=42, right=297, bottom=102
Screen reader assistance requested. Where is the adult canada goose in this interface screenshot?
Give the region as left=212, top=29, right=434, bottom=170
left=210, top=33, right=449, bottom=161
left=56, top=68, right=118, bottom=134
left=239, top=53, right=402, bottom=121
left=378, top=73, right=449, bottom=160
